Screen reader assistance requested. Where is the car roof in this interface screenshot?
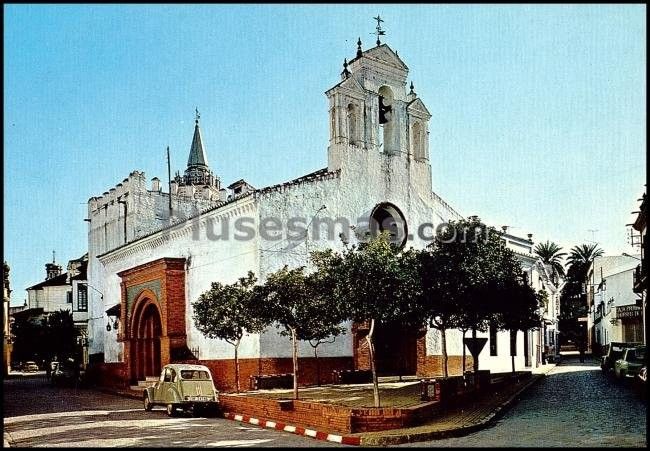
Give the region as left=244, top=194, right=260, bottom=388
left=163, top=364, right=211, bottom=371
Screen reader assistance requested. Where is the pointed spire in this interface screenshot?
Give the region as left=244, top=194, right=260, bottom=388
left=342, top=58, right=350, bottom=78
left=187, top=109, right=208, bottom=168
left=409, top=81, right=416, bottom=96
left=356, top=37, right=363, bottom=58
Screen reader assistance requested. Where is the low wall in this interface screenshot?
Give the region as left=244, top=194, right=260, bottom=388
left=219, top=394, right=441, bottom=434
left=175, top=356, right=354, bottom=392
left=87, top=356, right=353, bottom=392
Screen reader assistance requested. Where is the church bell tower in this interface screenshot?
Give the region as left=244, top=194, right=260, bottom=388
left=325, top=22, right=432, bottom=177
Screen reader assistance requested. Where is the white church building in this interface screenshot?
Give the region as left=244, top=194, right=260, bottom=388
left=86, top=36, right=554, bottom=390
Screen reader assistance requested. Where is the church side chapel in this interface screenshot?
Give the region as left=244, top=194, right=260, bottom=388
left=86, top=20, right=543, bottom=391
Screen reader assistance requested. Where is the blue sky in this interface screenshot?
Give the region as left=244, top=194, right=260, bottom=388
left=4, top=4, right=646, bottom=304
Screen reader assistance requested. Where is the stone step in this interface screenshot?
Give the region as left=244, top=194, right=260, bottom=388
left=130, top=385, right=144, bottom=392
left=145, top=376, right=158, bottom=381
left=137, top=379, right=156, bottom=388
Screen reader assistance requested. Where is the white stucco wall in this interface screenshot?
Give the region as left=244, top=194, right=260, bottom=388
left=593, top=265, right=638, bottom=346
left=85, top=42, right=547, bottom=376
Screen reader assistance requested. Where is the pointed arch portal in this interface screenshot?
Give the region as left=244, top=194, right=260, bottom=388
left=117, top=258, right=187, bottom=383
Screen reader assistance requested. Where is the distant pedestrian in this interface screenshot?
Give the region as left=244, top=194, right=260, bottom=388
left=579, top=342, right=585, bottom=363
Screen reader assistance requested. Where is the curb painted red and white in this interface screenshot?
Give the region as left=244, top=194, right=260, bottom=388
left=222, top=412, right=361, bottom=446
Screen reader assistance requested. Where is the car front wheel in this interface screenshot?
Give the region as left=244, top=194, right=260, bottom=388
left=166, top=403, right=176, bottom=417
left=143, top=394, right=153, bottom=411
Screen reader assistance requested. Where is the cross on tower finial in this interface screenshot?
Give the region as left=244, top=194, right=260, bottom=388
left=372, top=15, right=385, bottom=46
left=195, top=107, right=200, bottom=124
left=52, top=250, right=56, bottom=264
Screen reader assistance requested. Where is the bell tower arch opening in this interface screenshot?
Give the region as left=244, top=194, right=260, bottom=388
left=378, top=86, right=395, bottom=154
left=347, top=103, right=360, bottom=146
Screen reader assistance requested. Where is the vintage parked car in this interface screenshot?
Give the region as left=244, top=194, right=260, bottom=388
left=22, top=361, right=40, bottom=373
left=614, top=346, right=646, bottom=380
left=601, top=342, right=642, bottom=374
left=143, top=364, right=219, bottom=417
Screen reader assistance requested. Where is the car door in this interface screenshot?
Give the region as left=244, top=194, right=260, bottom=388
left=154, top=367, right=171, bottom=403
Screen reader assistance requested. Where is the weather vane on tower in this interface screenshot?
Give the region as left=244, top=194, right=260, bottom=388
left=195, top=107, right=200, bottom=124
left=372, top=15, right=386, bottom=46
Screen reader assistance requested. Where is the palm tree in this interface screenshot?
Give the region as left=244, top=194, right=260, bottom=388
left=567, top=243, right=604, bottom=279
left=534, top=241, right=566, bottom=283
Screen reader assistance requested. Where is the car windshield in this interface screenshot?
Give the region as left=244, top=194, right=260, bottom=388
left=632, top=348, right=646, bottom=362
left=611, top=350, right=624, bottom=360
left=180, top=370, right=210, bottom=380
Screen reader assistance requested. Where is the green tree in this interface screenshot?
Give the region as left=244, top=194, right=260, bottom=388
left=42, top=310, right=79, bottom=362
left=567, top=243, right=604, bottom=280
left=534, top=241, right=566, bottom=283
left=11, top=313, right=45, bottom=363
left=496, top=278, right=542, bottom=373
left=255, top=265, right=346, bottom=399
left=302, top=265, right=347, bottom=386
left=192, top=272, right=266, bottom=393
left=560, top=243, right=604, bottom=347
left=417, top=248, right=460, bottom=378
left=312, top=233, right=422, bottom=407
left=430, top=217, right=523, bottom=377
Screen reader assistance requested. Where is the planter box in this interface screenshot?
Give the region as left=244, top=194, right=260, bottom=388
left=249, top=373, right=294, bottom=390
left=332, top=369, right=373, bottom=384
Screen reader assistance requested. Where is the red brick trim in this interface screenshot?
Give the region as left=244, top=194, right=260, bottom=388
left=222, top=412, right=361, bottom=446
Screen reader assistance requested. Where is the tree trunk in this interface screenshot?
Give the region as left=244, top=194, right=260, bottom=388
left=366, top=319, right=381, bottom=408
left=461, top=328, right=467, bottom=377
left=314, top=345, right=321, bottom=386
left=291, top=327, right=299, bottom=400
left=511, top=354, right=515, bottom=374
left=472, top=327, right=479, bottom=389
left=472, top=327, right=479, bottom=373
left=234, top=340, right=240, bottom=393
left=441, top=327, right=449, bottom=378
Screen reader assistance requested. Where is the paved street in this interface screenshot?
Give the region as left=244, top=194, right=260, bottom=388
left=399, top=356, right=646, bottom=447
left=2, top=374, right=345, bottom=448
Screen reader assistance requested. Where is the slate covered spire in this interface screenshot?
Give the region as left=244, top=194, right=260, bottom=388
left=187, top=110, right=209, bottom=168
left=179, top=108, right=220, bottom=191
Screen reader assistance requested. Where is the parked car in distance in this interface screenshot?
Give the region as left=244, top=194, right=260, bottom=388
left=143, top=364, right=219, bottom=417
left=601, top=342, right=642, bottom=374
left=22, top=361, right=40, bottom=373
left=614, top=346, right=646, bottom=380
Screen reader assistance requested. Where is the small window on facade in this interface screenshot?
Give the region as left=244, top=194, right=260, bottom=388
left=489, top=322, right=498, bottom=356
left=78, top=285, right=88, bottom=312
left=66, top=291, right=73, bottom=304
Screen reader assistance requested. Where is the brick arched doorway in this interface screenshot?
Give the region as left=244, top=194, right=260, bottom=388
left=117, top=258, right=187, bottom=385
left=131, top=301, right=163, bottom=381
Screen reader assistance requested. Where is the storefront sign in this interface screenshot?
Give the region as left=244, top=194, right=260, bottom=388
left=616, top=305, right=641, bottom=319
